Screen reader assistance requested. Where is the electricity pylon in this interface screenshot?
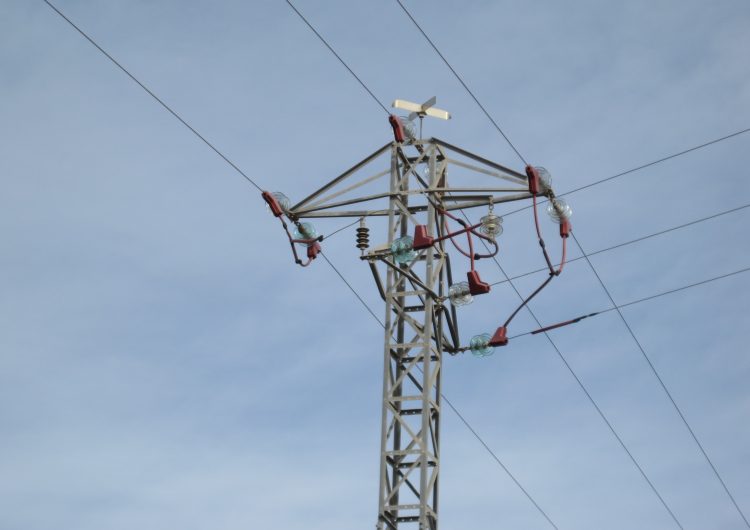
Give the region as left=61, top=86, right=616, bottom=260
left=262, top=102, right=569, bottom=529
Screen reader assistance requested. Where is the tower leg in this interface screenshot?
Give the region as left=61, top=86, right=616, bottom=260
left=377, top=144, right=444, bottom=529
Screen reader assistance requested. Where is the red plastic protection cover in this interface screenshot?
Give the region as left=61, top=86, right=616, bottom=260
left=559, top=220, right=571, bottom=238
left=467, top=270, right=491, bottom=295
left=307, top=242, right=321, bottom=260
left=525, top=165, right=539, bottom=196
left=262, top=191, right=284, bottom=217
left=489, top=326, right=508, bottom=347
left=413, top=225, right=434, bottom=250
left=388, top=115, right=405, bottom=143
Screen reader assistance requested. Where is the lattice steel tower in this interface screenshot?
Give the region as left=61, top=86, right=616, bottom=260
left=262, top=100, right=571, bottom=529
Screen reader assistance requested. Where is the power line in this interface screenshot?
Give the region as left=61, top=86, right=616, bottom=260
left=283, top=0, right=684, bottom=524
left=40, top=0, right=365, bottom=339
left=616, top=266, right=750, bottom=310
left=41, top=0, right=374, bottom=342
left=320, top=251, right=383, bottom=327
left=321, top=249, right=559, bottom=529
left=285, top=0, right=389, bottom=115
left=394, top=0, right=528, bottom=166
left=41, top=0, right=263, bottom=193
left=42, top=0, right=380, bottom=360
left=535, top=301, right=684, bottom=530
left=502, top=127, right=750, bottom=218
left=561, top=128, right=750, bottom=198
left=461, top=211, right=684, bottom=529
left=490, top=202, right=750, bottom=287
left=441, top=395, right=559, bottom=530
left=396, top=0, right=750, bottom=218
left=324, top=217, right=362, bottom=240
left=394, top=2, right=750, bottom=218
left=41, top=2, right=556, bottom=526
left=280, top=3, right=561, bottom=526
left=509, top=265, right=750, bottom=340
left=397, top=0, right=687, bottom=510
left=398, top=3, right=747, bottom=524
left=571, top=232, right=750, bottom=528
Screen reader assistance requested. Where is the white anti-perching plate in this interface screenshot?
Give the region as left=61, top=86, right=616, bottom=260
left=392, top=98, right=451, bottom=120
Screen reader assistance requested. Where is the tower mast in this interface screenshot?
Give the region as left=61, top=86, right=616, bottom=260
left=262, top=99, right=571, bottom=529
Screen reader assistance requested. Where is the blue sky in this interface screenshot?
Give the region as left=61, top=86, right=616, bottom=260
left=1, top=1, right=749, bottom=529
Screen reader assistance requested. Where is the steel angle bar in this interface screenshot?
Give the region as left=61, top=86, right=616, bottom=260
left=385, top=458, right=423, bottom=500
left=380, top=258, right=440, bottom=300
left=296, top=191, right=529, bottom=216
left=391, top=466, right=422, bottom=498
left=446, top=156, right=526, bottom=185
left=441, top=194, right=513, bottom=202
left=399, top=313, right=430, bottom=340
left=441, top=308, right=460, bottom=351
left=391, top=351, right=429, bottom=392
left=440, top=192, right=532, bottom=209
left=290, top=142, right=392, bottom=211
left=433, top=138, right=527, bottom=180
left=386, top=407, right=426, bottom=448
left=423, top=186, right=529, bottom=194
left=394, top=199, right=422, bottom=226
left=397, top=148, right=434, bottom=190
left=293, top=191, right=396, bottom=215
left=392, top=464, right=419, bottom=498
left=369, top=261, right=387, bottom=301
left=397, top=156, right=431, bottom=190
left=296, top=209, right=390, bottom=218
left=305, top=168, right=391, bottom=209
left=430, top=257, right=445, bottom=288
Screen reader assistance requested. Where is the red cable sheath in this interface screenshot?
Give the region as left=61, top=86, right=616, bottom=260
left=503, top=274, right=554, bottom=328
left=530, top=312, right=600, bottom=334
left=531, top=319, right=578, bottom=334
left=280, top=218, right=319, bottom=267
left=532, top=195, right=555, bottom=274
left=441, top=215, right=498, bottom=260
left=442, top=208, right=461, bottom=222
left=532, top=194, right=543, bottom=240
left=467, top=226, right=475, bottom=270
left=499, top=197, right=570, bottom=331
left=471, top=227, right=498, bottom=245
left=500, top=196, right=570, bottom=331
left=556, top=235, right=567, bottom=275
left=281, top=220, right=301, bottom=262
left=440, top=209, right=498, bottom=260
left=442, top=215, right=471, bottom=257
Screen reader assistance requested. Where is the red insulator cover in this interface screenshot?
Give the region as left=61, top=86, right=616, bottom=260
left=467, top=270, right=491, bottom=295
left=389, top=115, right=405, bottom=143
left=307, top=242, right=321, bottom=260
left=525, top=165, right=540, bottom=195
left=559, top=220, right=571, bottom=238
left=262, top=191, right=284, bottom=217
left=489, top=326, right=508, bottom=347
left=413, top=225, right=434, bottom=250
